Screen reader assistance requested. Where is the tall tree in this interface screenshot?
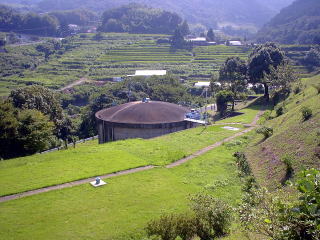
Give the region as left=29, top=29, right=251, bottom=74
left=206, top=28, right=215, bottom=42
left=248, top=42, right=285, bottom=101
left=179, top=20, right=190, bottom=36
left=219, top=57, right=247, bottom=110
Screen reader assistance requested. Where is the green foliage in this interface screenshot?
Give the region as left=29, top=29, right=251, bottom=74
left=275, top=105, right=285, bottom=117
left=304, top=48, right=320, bottom=67
left=146, top=214, right=179, bottom=240
left=215, top=90, right=234, bottom=116
left=0, top=100, right=55, bottom=159
left=147, top=193, right=233, bottom=240
left=99, top=4, right=183, bottom=34
left=256, top=0, right=320, bottom=44
left=248, top=42, right=285, bottom=100
left=190, top=193, right=233, bottom=239
left=233, top=152, right=252, bottom=176
left=49, top=9, right=98, bottom=26
left=219, top=56, right=247, bottom=108
left=170, top=28, right=191, bottom=50
left=206, top=28, right=215, bottom=42
left=0, top=5, right=58, bottom=36
left=300, top=106, right=312, bottom=121
left=256, top=126, right=273, bottom=139
left=239, top=169, right=320, bottom=240
left=9, top=85, right=63, bottom=123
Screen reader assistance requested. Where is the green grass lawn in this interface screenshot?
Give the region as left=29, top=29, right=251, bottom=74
left=0, top=124, right=243, bottom=196
left=0, top=135, right=248, bottom=240
left=215, top=97, right=272, bottom=124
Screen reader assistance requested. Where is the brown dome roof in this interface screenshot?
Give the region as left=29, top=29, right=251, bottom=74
left=95, top=101, right=189, bottom=124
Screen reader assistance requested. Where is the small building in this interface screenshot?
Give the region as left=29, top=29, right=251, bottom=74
left=186, top=37, right=216, bottom=46
left=195, top=81, right=210, bottom=88
left=95, top=100, right=199, bottom=143
left=127, top=70, right=167, bottom=77
left=228, top=41, right=242, bottom=46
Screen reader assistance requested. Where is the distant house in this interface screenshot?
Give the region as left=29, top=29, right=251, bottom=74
left=186, top=37, right=216, bottom=46
left=128, top=70, right=167, bottom=77
left=194, top=81, right=210, bottom=88
left=228, top=40, right=242, bottom=46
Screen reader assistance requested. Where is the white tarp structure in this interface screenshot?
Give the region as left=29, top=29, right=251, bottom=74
left=195, top=81, right=210, bottom=88
left=229, top=41, right=242, bottom=46
left=131, top=70, right=167, bottom=76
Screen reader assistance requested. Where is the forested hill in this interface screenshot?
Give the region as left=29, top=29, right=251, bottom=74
left=98, top=5, right=183, bottom=34
left=256, top=0, right=320, bottom=44
left=21, top=0, right=292, bottom=29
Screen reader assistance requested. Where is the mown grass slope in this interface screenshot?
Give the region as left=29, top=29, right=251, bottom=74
left=0, top=136, right=248, bottom=240
left=246, top=74, right=320, bottom=188
left=0, top=124, right=243, bottom=196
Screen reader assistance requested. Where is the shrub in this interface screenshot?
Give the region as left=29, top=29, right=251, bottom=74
left=300, top=106, right=312, bottom=121
left=275, top=105, right=285, bottom=117
left=146, top=214, right=178, bottom=240
left=175, top=213, right=197, bottom=240
left=239, top=169, right=320, bottom=240
left=312, top=84, right=320, bottom=95
left=233, top=152, right=252, bottom=176
left=281, top=154, right=294, bottom=182
left=190, top=193, right=233, bottom=239
left=256, top=126, right=273, bottom=139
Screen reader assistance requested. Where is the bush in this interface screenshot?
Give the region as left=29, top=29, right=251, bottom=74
left=281, top=154, right=294, bottom=182
left=190, top=193, right=233, bottom=239
left=239, top=169, right=320, bottom=240
left=233, top=152, right=252, bottom=176
left=300, top=106, right=312, bottom=121
left=275, top=105, right=285, bottom=117
left=146, top=214, right=178, bottom=240
left=256, top=126, right=273, bottom=139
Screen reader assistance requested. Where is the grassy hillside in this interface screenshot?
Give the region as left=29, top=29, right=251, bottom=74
left=0, top=135, right=249, bottom=240
left=0, top=123, right=246, bottom=196
left=246, top=74, right=320, bottom=188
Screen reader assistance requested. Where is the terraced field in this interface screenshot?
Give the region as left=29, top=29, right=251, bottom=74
left=1, top=33, right=313, bottom=97
left=0, top=33, right=252, bottom=96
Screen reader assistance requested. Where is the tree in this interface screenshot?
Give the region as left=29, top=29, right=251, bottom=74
left=0, top=100, right=55, bottom=159
left=219, top=57, right=247, bottom=110
left=18, top=109, right=54, bottom=154
left=180, top=20, right=190, bottom=36
left=206, top=28, right=215, bottom=42
left=9, top=85, right=63, bottom=122
left=248, top=42, right=285, bottom=101
left=171, top=28, right=191, bottom=50
left=304, top=48, right=320, bottom=67
left=215, top=90, right=234, bottom=116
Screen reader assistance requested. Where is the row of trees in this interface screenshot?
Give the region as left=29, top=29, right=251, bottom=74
left=98, top=4, right=184, bottom=34
left=0, top=86, right=75, bottom=159
left=214, top=43, right=297, bottom=116
left=0, top=5, right=58, bottom=36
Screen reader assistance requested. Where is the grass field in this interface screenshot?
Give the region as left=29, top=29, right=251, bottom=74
left=0, top=135, right=249, bottom=240
left=0, top=124, right=244, bottom=196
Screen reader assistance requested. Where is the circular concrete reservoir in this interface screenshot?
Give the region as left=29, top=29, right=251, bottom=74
left=95, top=100, right=197, bottom=143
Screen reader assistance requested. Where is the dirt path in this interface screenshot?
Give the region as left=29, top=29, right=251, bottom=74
left=59, top=77, right=89, bottom=91
left=0, top=111, right=264, bottom=203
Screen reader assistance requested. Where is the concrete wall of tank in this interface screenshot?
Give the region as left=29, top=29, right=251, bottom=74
left=97, top=119, right=198, bottom=144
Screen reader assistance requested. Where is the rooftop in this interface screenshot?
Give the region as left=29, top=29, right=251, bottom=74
left=95, top=101, right=189, bottom=124
left=130, top=70, right=167, bottom=77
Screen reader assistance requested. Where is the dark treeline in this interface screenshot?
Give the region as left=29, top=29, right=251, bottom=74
left=256, top=0, right=320, bottom=44
left=98, top=4, right=183, bottom=34
left=48, top=9, right=98, bottom=26
left=0, top=5, right=58, bottom=36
